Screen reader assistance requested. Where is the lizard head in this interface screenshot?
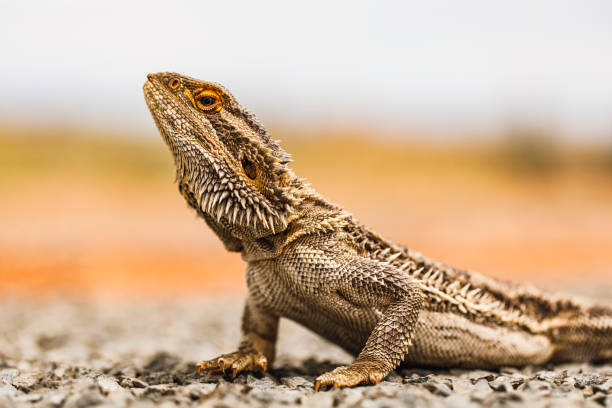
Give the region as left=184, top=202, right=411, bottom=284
left=143, top=72, right=304, bottom=239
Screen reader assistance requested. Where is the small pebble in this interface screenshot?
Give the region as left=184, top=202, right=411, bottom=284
left=46, top=391, right=68, bottom=407
left=0, top=299, right=610, bottom=407
left=423, top=381, right=452, bottom=397
left=0, top=369, right=19, bottom=384
left=246, top=374, right=277, bottom=388
left=280, top=376, right=313, bottom=388
left=144, top=384, right=175, bottom=396
left=471, top=378, right=493, bottom=401
left=593, top=378, right=612, bottom=394
left=0, top=383, right=19, bottom=399
left=11, top=374, right=36, bottom=392
left=489, top=375, right=513, bottom=392
left=119, top=377, right=148, bottom=388
left=96, top=375, right=123, bottom=395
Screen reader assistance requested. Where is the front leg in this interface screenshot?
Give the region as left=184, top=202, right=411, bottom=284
left=197, top=296, right=278, bottom=378
left=314, top=260, right=424, bottom=390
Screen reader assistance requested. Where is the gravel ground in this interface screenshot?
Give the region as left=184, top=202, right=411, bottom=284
left=0, top=297, right=610, bottom=408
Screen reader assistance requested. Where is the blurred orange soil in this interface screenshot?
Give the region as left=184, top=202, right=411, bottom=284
left=1, top=129, right=611, bottom=297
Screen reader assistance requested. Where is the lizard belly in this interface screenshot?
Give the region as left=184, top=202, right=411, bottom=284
left=406, top=310, right=553, bottom=368
left=248, top=260, right=552, bottom=367
left=246, top=260, right=378, bottom=355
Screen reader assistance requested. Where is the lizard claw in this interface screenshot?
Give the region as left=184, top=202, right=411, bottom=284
left=255, top=355, right=268, bottom=371
left=218, top=358, right=228, bottom=372
left=196, top=349, right=269, bottom=378
left=314, top=361, right=388, bottom=391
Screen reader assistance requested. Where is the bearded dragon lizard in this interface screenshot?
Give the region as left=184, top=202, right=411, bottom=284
left=143, top=72, right=612, bottom=391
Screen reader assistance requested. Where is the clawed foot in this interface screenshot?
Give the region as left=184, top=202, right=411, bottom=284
left=196, top=349, right=268, bottom=378
left=314, top=361, right=388, bottom=391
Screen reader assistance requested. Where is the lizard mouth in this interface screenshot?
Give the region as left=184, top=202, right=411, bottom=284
left=143, top=75, right=224, bottom=163
left=143, top=77, right=236, bottom=215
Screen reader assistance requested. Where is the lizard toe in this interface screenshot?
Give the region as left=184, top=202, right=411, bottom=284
left=196, top=350, right=268, bottom=378
left=315, top=366, right=367, bottom=391
left=315, top=361, right=389, bottom=391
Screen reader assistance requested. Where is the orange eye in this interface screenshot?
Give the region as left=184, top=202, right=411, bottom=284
left=168, top=78, right=180, bottom=89
left=194, top=89, right=222, bottom=112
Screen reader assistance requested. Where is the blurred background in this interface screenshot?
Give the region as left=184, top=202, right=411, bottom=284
left=1, top=0, right=611, bottom=298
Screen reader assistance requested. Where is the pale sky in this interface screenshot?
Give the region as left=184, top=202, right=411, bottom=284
left=1, top=0, right=612, bottom=140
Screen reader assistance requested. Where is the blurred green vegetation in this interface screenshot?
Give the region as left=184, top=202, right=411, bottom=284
left=491, top=127, right=612, bottom=179
left=1, top=124, right=611, bottom=189
left=497, top=128, right=563, bottom=174
left=0, top=125, right=173, bottom=185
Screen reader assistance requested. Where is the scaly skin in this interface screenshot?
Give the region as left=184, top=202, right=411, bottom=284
left=143, top=72, right=612, bottom=390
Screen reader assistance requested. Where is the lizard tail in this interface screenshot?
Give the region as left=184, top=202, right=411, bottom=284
left=547, top=300, right=612, bottom=363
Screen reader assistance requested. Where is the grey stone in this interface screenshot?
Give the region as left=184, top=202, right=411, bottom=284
left=573, top=373, right=601, bottom=389
left=0, top=299, right=610, bottom=407
left=46, top=392, right=68, bottom=407
left=18, top=393, right=43, bottom=403
left=535, top=370, right=557, bottom=382
left=118, top=377, right=148, bottom=388
left=181, top=382, right=217, bottom=399
left=593, top=378, right=612, bottom=394
left=582, top=385, right=595, bottom=397
left=361, top=383, right=393, bottom=399
left=445, top=393, right=480, bottom=408
left=280, top=376, right=313, bottom=388
left=0, top=370, right=19, bottom=385
left=587, top=393, right=609, bottom=406
left=489, top=375, right=514, bottom=392
left=468, top=370, right=496, bottom=382
left=96, top=376, right=122, bottom=395
left=0, top=384, right=18, bottom=399
left=362, top=396, right=413, bottom=408
left=246, top=374, right=277, bottom=388
left=451, top=378, right=473, bottom=394
left=10, top=374, right=36, bottom=392
left=526, top=379, right=552, bottom=392
left=423, top=381, right=452, bottom=397
left=336, top=387, right=364, bottom=406
left=251, top=388, right=302, bottom=405
left=118, top=366, right=138, bottom=379
left=470, top=378, right=492, bottom=401
left=65, top=393, right=104, bottom=408
left=130, top=388, right=147, bottom=398
left=481, top=391, right=523, bottom=406
left=385, top=371, right=403, bottom=383
left=405, top=373, right=432, bottom=384
left=302, top=391, right=334, bottom=408
left=144, top=384, right=175, bottom=397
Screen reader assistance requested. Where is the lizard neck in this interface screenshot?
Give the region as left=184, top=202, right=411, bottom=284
left=240, top=192, right=351, bottom=262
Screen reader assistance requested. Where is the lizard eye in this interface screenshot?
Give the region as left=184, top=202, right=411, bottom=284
left=241, top=157, right=257, bottom=180
left=195, top=89, right=222, bottom=112
left=168, top=78, right=180, bottom=89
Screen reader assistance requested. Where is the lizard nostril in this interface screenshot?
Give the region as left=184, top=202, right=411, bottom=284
left=147, top=73, right=154, bottom=81
left=168, top=78, right=180, bottom=89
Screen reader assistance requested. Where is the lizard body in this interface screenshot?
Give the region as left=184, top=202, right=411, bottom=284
left=143, top=72, right=612, bottom=390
